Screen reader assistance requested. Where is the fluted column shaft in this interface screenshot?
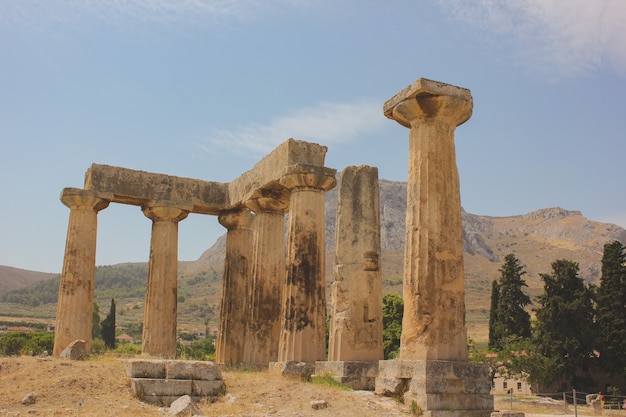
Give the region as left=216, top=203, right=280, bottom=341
left=142, top=204, right=190, bottom=358
left=53, top=188, right=111, bottom=356
left=277, top=166, right=336, bottom=362
left=384, top=79, right=473, bottom=361
left=244, top=193, right=289, bottom=364
left=215, top=208, right=254, bottom=364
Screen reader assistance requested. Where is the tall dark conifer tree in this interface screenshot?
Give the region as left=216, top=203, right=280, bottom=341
left=533, top=259, right=596, bottom=386
left=101, top=298, right=116, bottom=349
left=596, top=241, right=626, bottom=377
left=489, top=254, right=531, bottom=350
left=488, top=279, right=501, bottom=349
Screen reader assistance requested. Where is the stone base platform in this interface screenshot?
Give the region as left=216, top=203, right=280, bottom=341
left=375, top=359, right=494, bottom=417
left=269, top=361, right=316, bottom=381
left=314, top=361, right=379, bottom=390
left=121, top=359, right=225, bottom=406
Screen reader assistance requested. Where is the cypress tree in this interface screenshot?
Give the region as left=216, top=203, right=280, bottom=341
left=101, top=298, right=116, bottom=349
left=488, top=279, right=501, bottom=349
left=596, top=241, right=626, bottom=376
left=497, top=254, right=531, bottom=341
left=533, top=259, right=596, bottom=386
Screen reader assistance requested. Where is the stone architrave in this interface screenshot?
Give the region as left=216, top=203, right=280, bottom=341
left=276, top=164, right=336, bottom=363
left=141, top=203, right=191, bottom=358
left=244, top=188, right=289, bottom=365
left=375, top=78, right=493, bottom=416
left=53, top=188, right=111, bottom=356
left=328, top=165, right=383, bottom=361
left=215, top=208, right=255, bottom=364
left=386, top=78, right=472, bottom=361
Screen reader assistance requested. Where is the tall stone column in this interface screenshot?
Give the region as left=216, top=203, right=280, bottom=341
left=328, top=165, right=383, bottom=362
left=141, top=203, right=190, bottom=358
left=386, top=78, right=472, bottom=361
left=276, top=164, right=336, bottom=363
left=215, top=208, right=254, bottom=364
left=375, top=79, right=493, bottom=416
left=244, top=190, right=289, bottom=365
left=53, top=188, right=111, bottom=356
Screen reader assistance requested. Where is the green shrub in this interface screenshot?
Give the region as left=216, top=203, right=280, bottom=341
left=0, top=332, right=53, bottom=356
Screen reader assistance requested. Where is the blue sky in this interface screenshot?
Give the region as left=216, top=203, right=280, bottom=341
left=1, top=0, right=625, bottom=273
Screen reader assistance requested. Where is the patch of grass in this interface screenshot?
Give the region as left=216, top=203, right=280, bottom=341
left=310, top=373, right=352, bottom=391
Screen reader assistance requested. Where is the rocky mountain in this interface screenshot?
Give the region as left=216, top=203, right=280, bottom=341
left=0, top=266, right=57, bottom=294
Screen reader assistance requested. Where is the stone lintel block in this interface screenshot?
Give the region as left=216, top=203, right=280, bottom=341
left=85, top=164, right=229, bottom=215
left=383, top=78, right=472, bottom=122
left=166, top=360, right=222, bottom=381
left=121, top=359, right=166, bottom=379
left=269, top=361, right=316, bottom=381
left=130, top=378, right=192, bottom=398
left=229, top=139, right=329, bottom=204
left=191, top=380, right=225, bottom=397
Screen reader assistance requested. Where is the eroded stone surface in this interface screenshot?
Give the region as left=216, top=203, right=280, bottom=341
left=328, top=165, right=383, bottom=362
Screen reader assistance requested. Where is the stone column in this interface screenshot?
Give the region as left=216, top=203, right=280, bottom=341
left=328, top=165, right=383, bottom=362
left=53, top=188, right=112, bottom=356
left=276, top=164, right=336, bottom=363
left=141, top=203, right=190, bottom=358
left=215, top=208, right=254, bottom=364
left=375, top=79, right=493, bottom=416
left=385, top=78, right=472, bottom=361
left=244, top=189, right=289, bottom=365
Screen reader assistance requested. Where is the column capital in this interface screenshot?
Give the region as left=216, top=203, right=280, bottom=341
left=383, top=78, right=472, bottom=128
left=279, top=164, right=336, bottom=192
left=142, top=202, right=191, bottom=223
left=60, top=188, right=113, bottom=212
left=218, top=207, right=254, bottom=230
left=245, top=187, right=290, bottom=213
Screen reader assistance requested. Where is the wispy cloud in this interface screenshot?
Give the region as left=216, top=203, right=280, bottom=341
left=196, top=100, right=386, bottom=156
left=439, top=0, right=626, bottom=77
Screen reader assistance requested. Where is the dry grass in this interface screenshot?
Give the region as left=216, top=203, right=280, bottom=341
left=4, top=355, right=623, bottom=417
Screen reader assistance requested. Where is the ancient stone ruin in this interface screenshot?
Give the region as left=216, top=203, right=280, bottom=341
left=53, top=78, right=494, bottom=416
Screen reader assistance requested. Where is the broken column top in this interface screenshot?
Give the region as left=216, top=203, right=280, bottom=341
left=383, top=78, right=472, bottom=128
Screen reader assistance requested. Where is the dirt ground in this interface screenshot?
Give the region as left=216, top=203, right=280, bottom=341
left=2, top=355, right=624, bottom=417
left=0, top=355, right=410, bottom=416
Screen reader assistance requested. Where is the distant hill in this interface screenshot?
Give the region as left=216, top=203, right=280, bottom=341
left=2, top=178, right=625, bottom=339
left=0, top=266, right=57, bottom=294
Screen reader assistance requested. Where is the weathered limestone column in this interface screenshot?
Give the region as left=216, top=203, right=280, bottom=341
left=328, top=165, right=383, bottom=361
left=375, top=78, right=493, bottom=416
left=215, top=208, right=255, bottom=364
left=316, top=165, right=383, bottom=390
left=387, top=78, right=472, bottom=361
left=275, top=164, right=336, bottom=364
left=141, top=203, right=190, bottom=358
left=244, top=189, right=289, bottom=365
left=53, top=188, right=112, bottom=356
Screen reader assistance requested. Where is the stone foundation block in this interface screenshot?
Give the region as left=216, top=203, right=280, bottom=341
left=121, top=359, right=167, bottom=379
left=269, top=361, right=315, bottom=381
left=491, top=412, right=525, bottom=417
left=191, top=380, right=225, bottom=397
left=315, top=361, right=379, bottom=390
left=130, top=378, right=192, bottom=398
left=375, top=360, right=494, bottom=416
left=167, top=360, right=221, bottom=381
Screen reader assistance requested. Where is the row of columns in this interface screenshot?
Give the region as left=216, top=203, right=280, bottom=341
left=215, top=167, right=336, bottom=364
left=53, top=166, right=336, bottom=363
